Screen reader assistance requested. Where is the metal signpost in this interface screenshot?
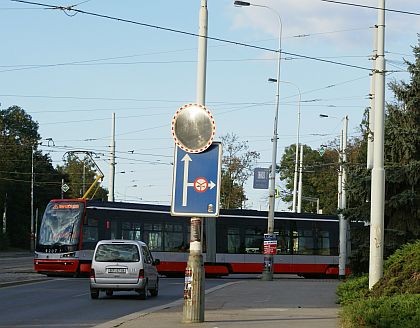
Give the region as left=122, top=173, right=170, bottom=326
left=175, top=1, right=212, bottom=323
left=171, top=102, right=219, bottom=324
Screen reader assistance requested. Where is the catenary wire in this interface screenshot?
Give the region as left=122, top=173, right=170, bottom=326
left=10, top=0, right=372, bottom=71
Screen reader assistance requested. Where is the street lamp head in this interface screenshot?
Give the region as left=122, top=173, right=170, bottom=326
left=268, top=78, right=277, bottom=83
left=319, top=114, right=329, bottom=118
left=234, top=1, right=251, bottom=6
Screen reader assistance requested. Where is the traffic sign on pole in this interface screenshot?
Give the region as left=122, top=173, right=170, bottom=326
left=253, top=168, right=269, bottom=189
left=61, top=183, right=69, bottom=193
left=171, top=142, right=221, bottom=217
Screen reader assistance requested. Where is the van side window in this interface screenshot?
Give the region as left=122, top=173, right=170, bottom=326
left=141, top=246, right=153, bottom=264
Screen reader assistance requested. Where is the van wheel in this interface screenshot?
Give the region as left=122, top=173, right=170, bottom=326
left=90, top=288, right=99, bottom=299
left=106, top=290, right=113, bottom=297
left=138, top=281, right=148, bottom=300
left=150, top=278, right=159, bottom=297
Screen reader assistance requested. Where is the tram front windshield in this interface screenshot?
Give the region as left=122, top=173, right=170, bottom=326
left=38, top=201, right=84, bottom=246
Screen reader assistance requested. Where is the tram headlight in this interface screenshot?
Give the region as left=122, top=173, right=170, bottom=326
left=61, top=252, right=76, bottom=258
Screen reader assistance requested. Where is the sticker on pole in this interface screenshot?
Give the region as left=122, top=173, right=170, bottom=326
left=263, top=233, right=277, bottom=255
left=171, top=103, right=216, bottom=153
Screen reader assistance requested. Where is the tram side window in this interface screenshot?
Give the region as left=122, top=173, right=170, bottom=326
left=276, top=230, right=291, bottom=255
left=227, top=227, right=241, bottom=254
left=164, top=223, right=185, bottom=252
left=110, top=221, right=118, bottom=239
left=317, top=230, right=330, bottom=255
left=245, top=227, right=263, bottom=254
left=144, top=223, right=162, bottom=251
left=83, top=217, right=98, bottom=248
left=122, top=222, right=142, bottom=241
left=293, top=229, right=314, bottom=255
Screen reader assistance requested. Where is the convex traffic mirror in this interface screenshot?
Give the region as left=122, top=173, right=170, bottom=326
left=171, top=103, right=216, bottom=153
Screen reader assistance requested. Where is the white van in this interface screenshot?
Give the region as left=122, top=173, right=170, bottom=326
left=90, top=240, right=160, bottom=299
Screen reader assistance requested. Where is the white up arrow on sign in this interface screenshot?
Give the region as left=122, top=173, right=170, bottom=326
left=181, top=154, right=216, bottom=207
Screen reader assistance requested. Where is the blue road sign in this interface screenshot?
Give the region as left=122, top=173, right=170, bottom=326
left=253, top=168, right=269, bottom=189
left=171, top=142, right=221, bottom=217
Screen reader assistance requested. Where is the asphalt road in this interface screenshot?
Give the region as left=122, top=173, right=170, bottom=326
left=0, top=254, right=340, bottom=328
left=0, top=275, right=230, bottom=328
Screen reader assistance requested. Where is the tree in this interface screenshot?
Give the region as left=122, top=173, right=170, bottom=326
left=0, top=106, right=61, bottom=248
left=279, top=143, right=340, bottom=214
left=220, top=133, right=260, bottom=209
left=383, top=38, right=420, bottom=239
left=57, top=152, right=108, bottom=200
left=344, top=36, right=420, bottom=272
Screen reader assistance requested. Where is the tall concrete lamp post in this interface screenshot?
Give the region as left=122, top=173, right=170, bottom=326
left=320, top=114, right=348, bottom=279
left=234, top=0, right=282, bottom=281
left=282, top=82, right=301, bottom=213
left=369, top=0, right=386, bottom=289
left=269, top=80, right=301, bottom=213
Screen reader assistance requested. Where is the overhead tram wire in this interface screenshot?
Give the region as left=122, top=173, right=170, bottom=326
left=4, top=74, right=369, bottom=116
left=320, top=0, right=420, bottom=16
left=0, top=55, right=372, bottom=74
left=11, top=0, right=371, bottom=71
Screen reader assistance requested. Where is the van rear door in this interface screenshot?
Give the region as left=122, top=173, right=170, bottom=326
left=93, top=243, right=141, bottom=284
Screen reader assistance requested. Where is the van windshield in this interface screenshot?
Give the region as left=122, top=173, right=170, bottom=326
left=95, top=244, right=140, bottom=262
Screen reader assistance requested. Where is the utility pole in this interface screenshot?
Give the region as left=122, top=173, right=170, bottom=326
left=339, top=116, right=348, bottom=279
left=182, top=0, right=207, bottom=323
left=369, top=0, right=386, bottom=289
left=234, top=0, right=283, bottom=282
left=30, top=145, right=35, bottom=252
left=297, top=145, right=303, bottom=213
left=367, top=29, right=377, bottom=170
left=61, top=179, right=64, bottom=199
left=2, top=193, right=7, bottom=234
left=35, top=208, right=38, bottom=249
left=82, top=162, right=86, bottom=197
left=108, top=113, right=116, bottom=202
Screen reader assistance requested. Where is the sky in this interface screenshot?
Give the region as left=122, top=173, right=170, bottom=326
left=1, top=0, right=419, bottom=211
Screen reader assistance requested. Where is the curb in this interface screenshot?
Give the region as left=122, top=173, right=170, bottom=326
left=93, top=281, right=243, bottom=328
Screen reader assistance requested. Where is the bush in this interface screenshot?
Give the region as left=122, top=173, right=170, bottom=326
left=337, top=274, right=369, bottom=306
left=338, top=240, right=420, bottom=327
left=372, top=240, right=420, bottom=297
left=340, top=294, right=420, bottom=328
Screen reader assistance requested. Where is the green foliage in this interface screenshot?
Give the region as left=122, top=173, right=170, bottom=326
left=340, top=294, right=420, bottom=328
left=338, top=240, right=420, bottom=327
left=278, top=141, right=366, bottom=214
left=279, top=143, right=339, bottom=214
left=57, top=153, right=107, bottom=200
left=343, top=37, right=420, bottom=272
left=0, top=106, right=62, bottom=249
left=371, top=240, right=420, bottom=297
left=0, top=105, right=40, bottom=143
left=336, top=274, right=369, bottom=306
left=220, top=133, right=260, bottom=209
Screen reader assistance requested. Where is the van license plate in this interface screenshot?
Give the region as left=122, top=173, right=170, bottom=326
left=108, top=268, right=126, bottom=274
